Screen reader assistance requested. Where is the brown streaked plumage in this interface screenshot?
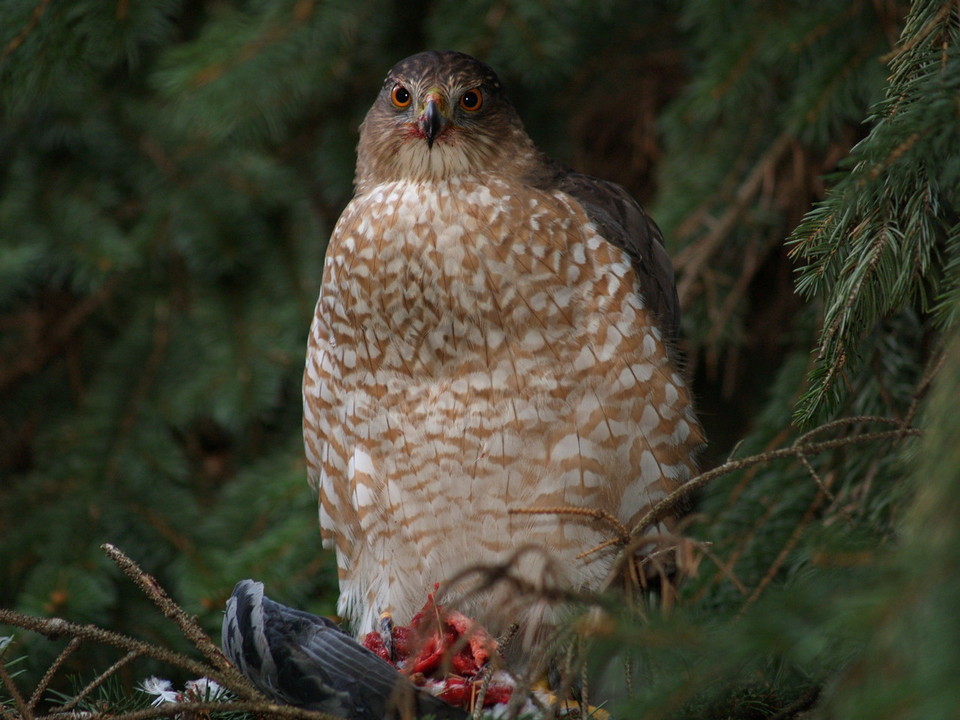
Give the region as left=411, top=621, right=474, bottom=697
left=303, top=50, right=703, bottom=652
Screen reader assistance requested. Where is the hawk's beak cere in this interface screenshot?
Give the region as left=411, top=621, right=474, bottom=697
left=421, top=95, right=447, bottom=149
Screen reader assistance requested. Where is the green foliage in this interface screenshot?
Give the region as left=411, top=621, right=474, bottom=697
left=823, top=329, right=960, bottom=719
left=654, top=1, right=897, bottom=383
left=591, top=2, right=958, bottom=718
left=2, top=0, right=959, bottom=718
left=0, top=0, right=689, bottom=670
left=0, top=0, right=340, bottom=683
left=790, top=0, right=960, bottom=424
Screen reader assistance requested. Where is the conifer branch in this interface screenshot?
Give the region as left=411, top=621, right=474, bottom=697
left=0, top=657, right=32, bottom=720
left=0, top=579, right=351, bottom=720
left=54, top=650, right=140, bottom=713
left=674, top=130, right=795, bottom=306
left=599, top=417, right=920, bottom=590
left=100, top=544, right=233, bottom=678
left=10, top=701, right=346, bottom=720
left=0, top=610, right=225, bottom=692
left=739, top=472, right=834, bottom=615
left=0, top=0, right=52, bottom=62
left=0, top=280, right=116, bottom=392
left=880, top=0, right=955, bottom=61
left=788, top=0, right=958, bottom=423
left=27, top=637, right=83, bottom=712
left=509, top=506, right=630, bottom=542
left=630, top=421, right=916, bottom=538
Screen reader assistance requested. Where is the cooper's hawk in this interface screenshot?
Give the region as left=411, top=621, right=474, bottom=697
left=303, top=50, right=702, bottom=647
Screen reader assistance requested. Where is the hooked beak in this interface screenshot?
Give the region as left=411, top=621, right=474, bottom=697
left=421, top=99, right=446, bottom=149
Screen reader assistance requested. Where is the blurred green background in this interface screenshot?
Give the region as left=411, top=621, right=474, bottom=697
left=2, top=1, right=959, bottom=718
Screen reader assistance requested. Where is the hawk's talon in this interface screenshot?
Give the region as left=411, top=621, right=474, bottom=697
left=378, top=610, right=394, bottom=662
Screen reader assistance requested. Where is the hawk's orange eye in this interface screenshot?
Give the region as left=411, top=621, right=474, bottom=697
left=459, top=89, right=482, bottom=111
left=391, top=85, right=412, bottom=108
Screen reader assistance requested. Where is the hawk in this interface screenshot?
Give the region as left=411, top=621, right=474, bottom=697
left=303, top=50, right=703, bottom=648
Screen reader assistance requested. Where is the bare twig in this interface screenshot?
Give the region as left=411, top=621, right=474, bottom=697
left=0, top=609, right=247, bottom=702
left=29, top=700, right=346, bottom=720
left=768, top=686, right=821, bottom=720
left=27, top=637, right=82, bottom=711
left=0, top=280, right=116, bottom=392
left=739, top=473, right=835, bottom=616
left=100, top=544, right=236, bottom=678
left=902, top=347, right=946, bottom=429
left=470, top=665, right=495, bottom=719
left=796, top=450, right=834, bottom=500
left=56, top=650, right=140, bottom=713
left=576, top=537, right=623, bottom=560
left=630, top=425, right=917, bottom=539
left=0, top=656, right=33, bottom=720
left=692, top=501, right=777, bottom=605
left=792, top=415, right=902, bottom=445
left=1, top=0, right=52, bottom=63
left=509, top=507, right=629, bottom=542
left=436, top=545, right=611, bottom=612
left=674, top=131, right=795, bottom=306
left=696, top=542, right=749, bottom=596
left=599, top=421, right=920, bottom=591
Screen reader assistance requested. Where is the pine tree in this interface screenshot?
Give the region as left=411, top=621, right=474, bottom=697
left=2, top=1, right=959, bottom=717
left=0, top=0, right=689, bottom=695
left=597, top=1, right=960, bottom=717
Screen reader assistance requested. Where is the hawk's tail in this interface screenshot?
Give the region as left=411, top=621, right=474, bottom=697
left=222, top=579, right=466, bottom=720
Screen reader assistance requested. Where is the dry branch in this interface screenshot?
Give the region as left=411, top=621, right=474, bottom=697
left=674, top=130, right=795, bottom=306
left=601, top=416, right=916, bottom=590
left=0, top=545, right=306, bottom=720
left=0, top=606, right=347, bottom=720
left=0, top=657, right=32, bottom=720
left=58, top=650, right=141, bottom=713
left=27, top=637, right=83, bottom=712
left=0, top=414, right=921, bottom=720
left=101, top=544, right=236, bottom=678
left=599, top=429, right=916, bottom=588
left=0, top=609, right=228, bottom=691
left=628, top=423, right=916, bottom=539
left=1, top=0, right=52, bottom=62
left=472, top=416, right=918, bottom=601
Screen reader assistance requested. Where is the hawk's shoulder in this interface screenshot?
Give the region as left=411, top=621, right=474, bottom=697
left=533, top=165, right=681, bottom=342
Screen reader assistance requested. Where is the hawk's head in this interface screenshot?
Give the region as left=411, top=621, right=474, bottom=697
left=355, top=51, right=539, bottom=190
